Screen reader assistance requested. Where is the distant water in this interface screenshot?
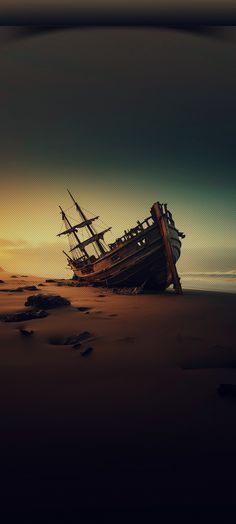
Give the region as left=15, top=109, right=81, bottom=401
left=180, top=273, right=236, bottom=294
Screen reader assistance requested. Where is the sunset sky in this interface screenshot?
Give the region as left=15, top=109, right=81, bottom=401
left=0, top=3, right=235, bottom=277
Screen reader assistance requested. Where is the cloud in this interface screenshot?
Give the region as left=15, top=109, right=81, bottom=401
left=0, top=238, right=28, bottom=248
left=177, top=246, right=236, bottom=273
left=1, top=239, right=236, bottom=279
left=0, top=240, right=69, bottom=278
left=180, top=271, right=236, bottom=278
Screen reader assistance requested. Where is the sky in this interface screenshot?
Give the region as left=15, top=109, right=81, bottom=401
left=0, top=6, right=235, bottom=277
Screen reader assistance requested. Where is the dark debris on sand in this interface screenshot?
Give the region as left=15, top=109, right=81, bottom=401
left=49, top=331, right=93, bottom=347
left=0, top=310, right=48, bottom=322
left=0, top=285, right=38, bottom=293
left=64, top=332, right=92, bottom=345
left=0, top=288, right=24, bottom=293
left=25, top=294, right=70, bottom=309
left=112, top=287, right=144, bottom=295
left=81, top=347, right=93, bottom=357
left=59, top=280, right=84, bottom=287
left=72, top=343, right=81, bottom=350
left=19, top=328, right=34, bottom=336
left=22, top=285, right=38, bottom=291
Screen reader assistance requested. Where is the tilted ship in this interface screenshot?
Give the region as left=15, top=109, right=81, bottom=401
left=58, top=190, right=185, bottom=293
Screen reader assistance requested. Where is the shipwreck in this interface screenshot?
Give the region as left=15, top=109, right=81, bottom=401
left=58, top=190, right=185, bottom=293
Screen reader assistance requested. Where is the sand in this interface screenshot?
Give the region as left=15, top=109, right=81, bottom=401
left=0, top=268, right=236, bottom=517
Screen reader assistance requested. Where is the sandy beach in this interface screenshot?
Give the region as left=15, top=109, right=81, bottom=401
left=0, top=268, right=236, bottom=517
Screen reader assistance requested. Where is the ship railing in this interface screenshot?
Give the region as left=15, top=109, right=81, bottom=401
left=108, top=216, right=155, bottom=249
left=108, top=206, right=176, bottom=250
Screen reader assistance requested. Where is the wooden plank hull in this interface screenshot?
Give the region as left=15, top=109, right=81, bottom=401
left=71, top=221, right=182, bottom=290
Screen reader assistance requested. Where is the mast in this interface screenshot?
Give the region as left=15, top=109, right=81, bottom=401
left=67, top=189, right=107, bottom=256
left=70, top=227, right=111, bottom=252
left=57, top=217, right=99, bottom=237
left=59, top=205, right=89, bottom=258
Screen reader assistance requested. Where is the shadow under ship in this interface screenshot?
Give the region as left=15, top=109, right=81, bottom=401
left=58, top=191, right=185, bottom=292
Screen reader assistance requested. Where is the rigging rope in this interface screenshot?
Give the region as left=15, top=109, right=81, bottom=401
left=59, top=202, right=112, bottom=258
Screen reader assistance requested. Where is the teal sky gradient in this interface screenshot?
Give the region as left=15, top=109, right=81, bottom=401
left=0, top=27, right=235, bottom=277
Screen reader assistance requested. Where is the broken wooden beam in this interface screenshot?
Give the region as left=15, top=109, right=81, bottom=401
left=152, top=202, right=183, bottom=295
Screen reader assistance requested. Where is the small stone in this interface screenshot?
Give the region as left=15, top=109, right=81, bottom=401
left=19, top=328, right=34, bottom=336
left=25, top=294, right=70, bottom=309
left=72, top=343, right=82, bottom=350
left=81, top=347, right=93, bottom=357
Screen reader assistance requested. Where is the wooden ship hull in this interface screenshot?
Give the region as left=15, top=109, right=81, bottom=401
left=58, top=193, right=185, bottom=293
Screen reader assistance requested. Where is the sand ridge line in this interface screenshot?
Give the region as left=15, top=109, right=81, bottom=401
left=179, top=344, right=236, bottom=370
